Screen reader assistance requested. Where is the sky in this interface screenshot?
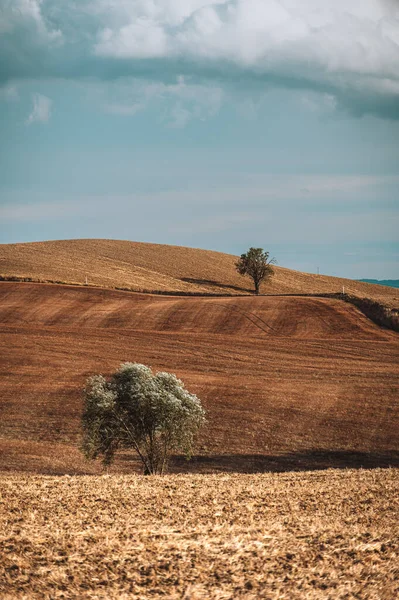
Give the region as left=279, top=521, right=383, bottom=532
left=0, top=0, right=398, bottom=279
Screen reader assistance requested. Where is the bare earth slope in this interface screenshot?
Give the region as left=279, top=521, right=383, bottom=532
left=1, top=239, right=398, bottom=306
left=0, top=282, right=398, bottom=474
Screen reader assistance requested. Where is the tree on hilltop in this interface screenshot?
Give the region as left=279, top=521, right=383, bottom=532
left=81, top=362, right=206, bottom=475
left=235, top=248, right=276, bottom=295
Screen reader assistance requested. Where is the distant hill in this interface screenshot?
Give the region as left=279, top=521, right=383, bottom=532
left=358, top=279, right=399, bottom=289
left=0, top=239, right=398, bottom=307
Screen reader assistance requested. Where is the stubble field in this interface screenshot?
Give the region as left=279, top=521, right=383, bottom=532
left=1, top=469, right=398, bottom=599
left=1, top=239, right=398, bottom=306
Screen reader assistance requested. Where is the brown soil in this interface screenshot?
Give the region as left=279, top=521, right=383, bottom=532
left=0, top=282, right=398, bottom=475
left=1, top=239, right=398, bottom=306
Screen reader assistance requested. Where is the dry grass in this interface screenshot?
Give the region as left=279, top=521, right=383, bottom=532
left=1, top=239, right=398, bottom=307
left=1, top=469, right=398, bottom=599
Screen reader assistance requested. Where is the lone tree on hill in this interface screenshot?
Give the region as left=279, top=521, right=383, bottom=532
left=81, top=362, right=206, bottom=475
left=235, top=247, right=276, bottom=294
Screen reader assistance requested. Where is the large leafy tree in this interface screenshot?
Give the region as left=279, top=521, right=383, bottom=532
left=235, top=247, right=276, bottom=294
left=81, top=363, right=206, bottom=474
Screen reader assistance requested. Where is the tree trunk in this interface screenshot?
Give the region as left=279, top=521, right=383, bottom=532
left=254, top=280, right=260, bottom=295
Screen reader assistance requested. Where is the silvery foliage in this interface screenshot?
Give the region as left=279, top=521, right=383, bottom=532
left=82, top=363, right=206, bottom=474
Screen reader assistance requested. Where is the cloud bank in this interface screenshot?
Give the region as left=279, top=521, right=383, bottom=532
left=0, top=0, right=398, bottom=118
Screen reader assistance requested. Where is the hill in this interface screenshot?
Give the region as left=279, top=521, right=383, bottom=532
left=0, top=281, right=398, bottom=475
left=1, top=239, right=398, bottom=307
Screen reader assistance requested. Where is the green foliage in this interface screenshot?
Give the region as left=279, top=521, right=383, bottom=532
left=235, top=247, right=276, bottom=294
left=81, top=363, right=206, bottom=474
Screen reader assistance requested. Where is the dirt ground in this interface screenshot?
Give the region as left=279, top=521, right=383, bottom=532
left=0, top=282, right=398, bottom=475
left=1, top=469, right=398, bottom=599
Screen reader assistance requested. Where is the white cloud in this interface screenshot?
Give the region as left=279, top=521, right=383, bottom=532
left=26, top=93, right=52, bottom=124
left=105, top=102, right=143, bottom=116
left=91, top=0, right=399, bottom=117
left=168, top=104, right=192, bottom=128
left=300, top=92, right=337, bottom=113
left=96, top=19, right=168, bottom=59
left=100, top=76, right=224, bottom=126
left=1, top=0, right=399, bottom=118
left=92, top=1, right=399, bottom=78
left=0, top=0, right=62, bottom=41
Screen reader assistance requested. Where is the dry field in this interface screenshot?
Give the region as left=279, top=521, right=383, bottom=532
left=1, top=469, right=398, bottom=599
left=0, top=282, right=398, bottom=474
left=1, top=245, right=398, bottom=599
left=1, top=239, right=398, bottom=306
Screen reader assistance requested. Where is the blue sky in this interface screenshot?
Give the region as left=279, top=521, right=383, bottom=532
left=0, top=1, right=398, bottom=278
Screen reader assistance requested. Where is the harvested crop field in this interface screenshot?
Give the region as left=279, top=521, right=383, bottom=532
left=1, top=469, right=398, bottom=599
left=1, top=239, right=398, bottom=306
left=0, top=282, right=398, bottom=474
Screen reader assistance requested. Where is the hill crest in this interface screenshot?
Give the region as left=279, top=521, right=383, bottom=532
left=1, top=238, right=398, bottom=307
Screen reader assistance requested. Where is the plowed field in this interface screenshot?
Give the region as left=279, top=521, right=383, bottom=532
left=1, top=282, right=398, bottom=474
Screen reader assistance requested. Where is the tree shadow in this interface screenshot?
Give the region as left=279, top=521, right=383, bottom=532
left=181, top=277, right=251, bottom=294
left=11, top=449, right=398, bottom=476
left=169, top=450, right=399, bottom=474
